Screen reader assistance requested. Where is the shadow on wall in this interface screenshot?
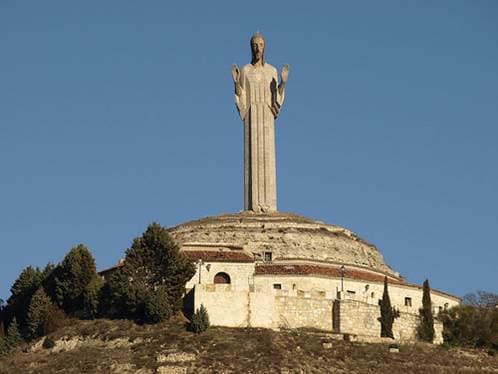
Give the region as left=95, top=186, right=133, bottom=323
left=183, top=288, right=195, bottom=320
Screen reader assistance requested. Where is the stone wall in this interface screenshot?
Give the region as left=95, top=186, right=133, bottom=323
left=186, top=262, right=254, bottom=291
left=192, top=282, right=445, bottom=343
left=193, top=284, right=275, bottom=328
left=393, top=311, right=443, bottom=344
left=334, top=299, right=444, bottom=343
left=275, top=295, right=333, bottom=331
left=335, top=299, right=381, bottom=337
left=254, top=273, right=459, bottom=315
left=194, top=285, right=333, bottom=330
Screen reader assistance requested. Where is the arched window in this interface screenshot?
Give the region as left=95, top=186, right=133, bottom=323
left=214, top=272, right=231, bottom=284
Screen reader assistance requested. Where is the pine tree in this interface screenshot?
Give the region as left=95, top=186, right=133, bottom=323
left=52, top=244, right=102, bottom=318
left=0, top=338, right=5, bottom=356
left=379, top=276, right=399, bottom=338
left=190, top=304, right=210, bottom=334
left=417, top=279, right=435, bottom=342
left=5, top=317, right=22, bottom=351
left=6, top=266, right=43, bottom=330
left=103, top=223, right=196, bottom=323
left=27, top=288, right=52, bottom=339
left=0, top=312, right=5, bottom=355
left=0, top=299, right=5, bottom=339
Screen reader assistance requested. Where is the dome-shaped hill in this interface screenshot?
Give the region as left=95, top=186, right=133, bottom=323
left=168, top=211, right=398, bottom=277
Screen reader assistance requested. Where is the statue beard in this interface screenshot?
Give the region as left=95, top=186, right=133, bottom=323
left=251, top=52, right=265, bottom=65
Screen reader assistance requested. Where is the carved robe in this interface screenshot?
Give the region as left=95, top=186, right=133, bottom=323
left=235, top=63, right=285, bottom=213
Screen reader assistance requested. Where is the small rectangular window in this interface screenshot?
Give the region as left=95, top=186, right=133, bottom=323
left=378, top=299, right=382, bottom=306
left=405, top=297, right=412, bottom=307
left=347, top=290, right=356, bottom=295
left=273, top=283, right=282, bottom=290
left=264, top=251, right=272, bottom=262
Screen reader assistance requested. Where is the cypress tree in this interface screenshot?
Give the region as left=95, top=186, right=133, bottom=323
left=417, top=278, right=435, bottom=342
left=379, top=276, right=399, bottom=338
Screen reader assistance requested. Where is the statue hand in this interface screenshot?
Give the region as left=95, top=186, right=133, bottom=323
left=281, top=64, right=290, bottom=83
left=231, top=64, right=240, bottom=83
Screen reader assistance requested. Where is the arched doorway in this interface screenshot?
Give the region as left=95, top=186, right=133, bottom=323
left=214, top=272, right=231, bottom=284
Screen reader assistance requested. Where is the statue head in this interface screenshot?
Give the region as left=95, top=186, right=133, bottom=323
left=250, top=32, right=265, bottom=65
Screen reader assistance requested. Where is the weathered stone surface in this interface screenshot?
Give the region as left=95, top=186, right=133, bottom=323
left=276, top=295, right=333, bottom=330
left=169, top=211, right=397, bottom=276
left=30, top=335, right=138, bottom=353
left=334, top=299, right=445, bottom=344
left=157, top=367, right=188, bottom=374
left=156, top=352, right=196, bottom=363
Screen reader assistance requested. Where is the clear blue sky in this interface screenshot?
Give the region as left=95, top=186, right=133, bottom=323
left=1, top=1, right=497, bottom=301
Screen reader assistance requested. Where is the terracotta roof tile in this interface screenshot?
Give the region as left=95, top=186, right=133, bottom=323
left=255, top=264, right=403, bottom=284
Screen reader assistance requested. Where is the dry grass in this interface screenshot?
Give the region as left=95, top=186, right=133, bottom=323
left=0, top=317, right=497, bottom=373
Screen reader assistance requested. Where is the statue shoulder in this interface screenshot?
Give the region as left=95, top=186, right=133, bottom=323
left=265, top=63, right=278, bottom=76
left=241, top=64, right=252, bottom=72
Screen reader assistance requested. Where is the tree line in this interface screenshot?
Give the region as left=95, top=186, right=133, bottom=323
left=0, top=223, right=200, bottom=355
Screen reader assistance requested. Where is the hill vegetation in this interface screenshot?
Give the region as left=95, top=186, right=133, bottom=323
left=1, top=317, right=497, bottom=373
left=0, top=223, right=195, bottom=355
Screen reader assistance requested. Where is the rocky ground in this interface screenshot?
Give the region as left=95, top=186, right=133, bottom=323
left=0, top=317, right=497, bottom=373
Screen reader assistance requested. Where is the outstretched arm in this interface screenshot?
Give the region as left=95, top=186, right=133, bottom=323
left=232, top=65, right=247, bottom=120
left=278, top=64, right=289, bottom=96
left=231, top=64, right=242, bottom=96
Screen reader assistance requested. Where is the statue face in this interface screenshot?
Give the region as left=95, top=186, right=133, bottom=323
left=251, top=36, right=265, bottom=61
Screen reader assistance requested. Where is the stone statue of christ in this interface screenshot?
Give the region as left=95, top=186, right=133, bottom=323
left=231, top=33, right=289, bottom=213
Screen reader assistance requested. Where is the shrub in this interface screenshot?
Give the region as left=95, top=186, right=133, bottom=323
left=190, top=304, right=210, bottom=334
left=417, top=279, right=435, bottom=342
left=103, top=223, right=195, bottom=323
left=378, top=276, right=399, bottom=338
left=43, top=305, right=67, bottom=335
left=27, top=288, right=52, bottom=339
left=440, top=303, right=498, bottom=351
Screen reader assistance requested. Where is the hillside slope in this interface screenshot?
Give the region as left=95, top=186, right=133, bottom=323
left=0, top=317, right=497, bottom=373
